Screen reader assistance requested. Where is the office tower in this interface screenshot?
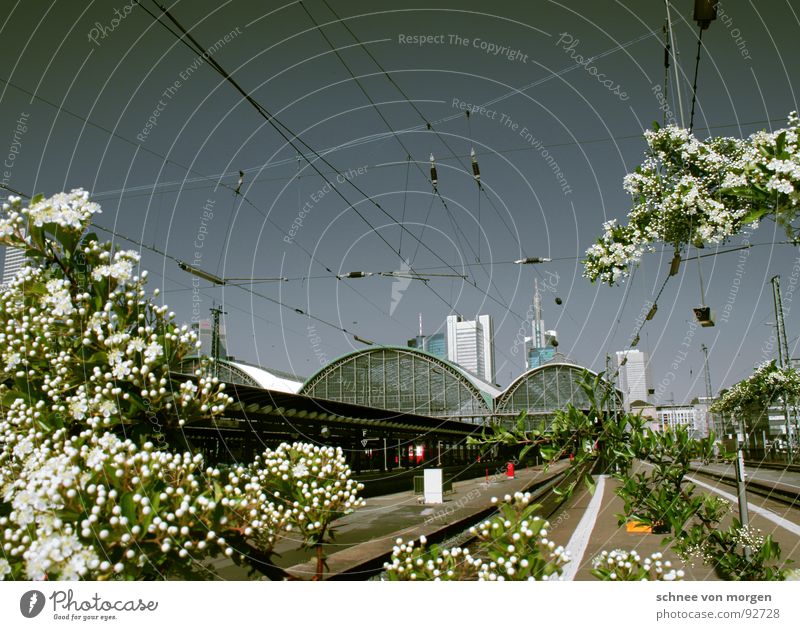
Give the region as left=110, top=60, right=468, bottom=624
left=1, top=245, right=26, bottom=286
left=526, top=279, right=558, bottom=369
left=616, top=349, right=652, bottom=410
left=191, top=319, right=228, bottom=359
left=446, top=313, right=495, bottom=382
left=425, top=332, right=447, bottom=359
left=407, top=332, right=447, bottom=360
left=407, top=314, right=448, bottom=360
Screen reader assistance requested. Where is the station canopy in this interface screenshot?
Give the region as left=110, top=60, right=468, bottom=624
left=494, top=362, right=622, bottom=429
left=299, top=346, right=497, bottom=424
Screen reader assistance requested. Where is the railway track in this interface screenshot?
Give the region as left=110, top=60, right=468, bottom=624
left=690, top=464, right=800, bottom=509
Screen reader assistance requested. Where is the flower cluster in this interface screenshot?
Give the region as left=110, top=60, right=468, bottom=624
left=584, top=113, right=800, bottom=285
left=591, top=550, right=684, bottom=581
left=223, top=443, right=364, bottom=553
left=0, top=191, right=364, bottom=580
left=0, top=189, right=100, bottom=241
left=1, top=416, right=238, bottom=579
left=383, top=492, right=569, bottom=581
left=711, top=360, right=800, bottom=416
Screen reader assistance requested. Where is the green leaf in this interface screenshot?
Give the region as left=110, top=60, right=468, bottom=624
left=776, top=131, right=787, bottom=155
left=121, top=492, right=136, bottom=521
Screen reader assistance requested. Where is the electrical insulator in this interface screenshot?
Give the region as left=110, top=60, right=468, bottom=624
left=430, top=154, right=438, bottom=187
left=694, top=0, right=718, bottom=30
left=669, top=252, right=681, bottom=276
left=471, top=147, right=480, bottom=182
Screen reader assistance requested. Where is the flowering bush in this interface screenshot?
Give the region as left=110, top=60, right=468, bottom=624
left=584, top=112, right=800, bottom=284
left=711, top=360, right=800, bottom=416
left=591, top=550, right=684, bottom=581
left=476, top=377, right=791, bottom=581
left=224, top=443, right=364, bottom=577
left=678, top=519, right=786, bottom=581
left=383, top=492, right=569, bottom=581
left=0, top=191, right=362, bottom=580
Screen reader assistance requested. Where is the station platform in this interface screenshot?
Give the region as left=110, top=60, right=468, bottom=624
left=206, top=461, right=568, bottom=579
left=205, top=459, right=800, bottom=580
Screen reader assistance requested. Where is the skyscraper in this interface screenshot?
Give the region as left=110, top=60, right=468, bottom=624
left=1, top=244, right=26, bottom=286
left=446, top=314, right=495, bottom=382
left=526, top=279, right=558, bottom=369
left=407, top=314, right=447, bottom=360
left=191, top=319, right=228, bottom=359
left=407, top=332, right=447, bottom=360
left=616, top=349, right=652, bottom=410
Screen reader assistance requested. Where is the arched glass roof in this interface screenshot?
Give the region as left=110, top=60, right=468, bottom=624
left=495, top=362, right=621, bottom=427
left=299, top=346, right=494, bottom=423
left=178, top=358, right=304, bottom=393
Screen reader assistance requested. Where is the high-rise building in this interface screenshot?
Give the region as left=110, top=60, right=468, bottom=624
left=526, top=279, right=558, bottom=369
left=407, top=332, right=447, bottom=360
left=616, top=349, right=652, bottom=410
left=446, top=314, right=495, bottom=383
left=527, top=343, right=556, bottom=369
left=425, top=332, right=446, bottom=359
left=191, top=319, right=228, bottom=359
left=1, top=244, right=26, bottom=286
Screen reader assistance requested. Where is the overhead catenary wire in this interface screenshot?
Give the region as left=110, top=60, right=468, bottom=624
left=127, top=2, right=531, bottom=370
left=0, top=69, right=477, bottom=346
left=302, top=0, right=528, bottom=326
left=298, top=1, right=483, bottom=285
left=144, top=0, right=472, bottom=320
left=688, top=26, right=705, bottom=133
left=78, top=114, right=788, bottom=204
left=664, top=0, right=685, bottom=126
left=0, top=183, right=426, bottom=349
left=88, top=221, right=382, bottom=345
left=318, top=0, right=519, bottom=245
left=662, top=21, right=671, bottom=128
left=398, top=154, right=410, bottom=257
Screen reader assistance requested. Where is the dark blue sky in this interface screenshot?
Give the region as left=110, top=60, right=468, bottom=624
left=1, top=0, right=799, bottom=401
